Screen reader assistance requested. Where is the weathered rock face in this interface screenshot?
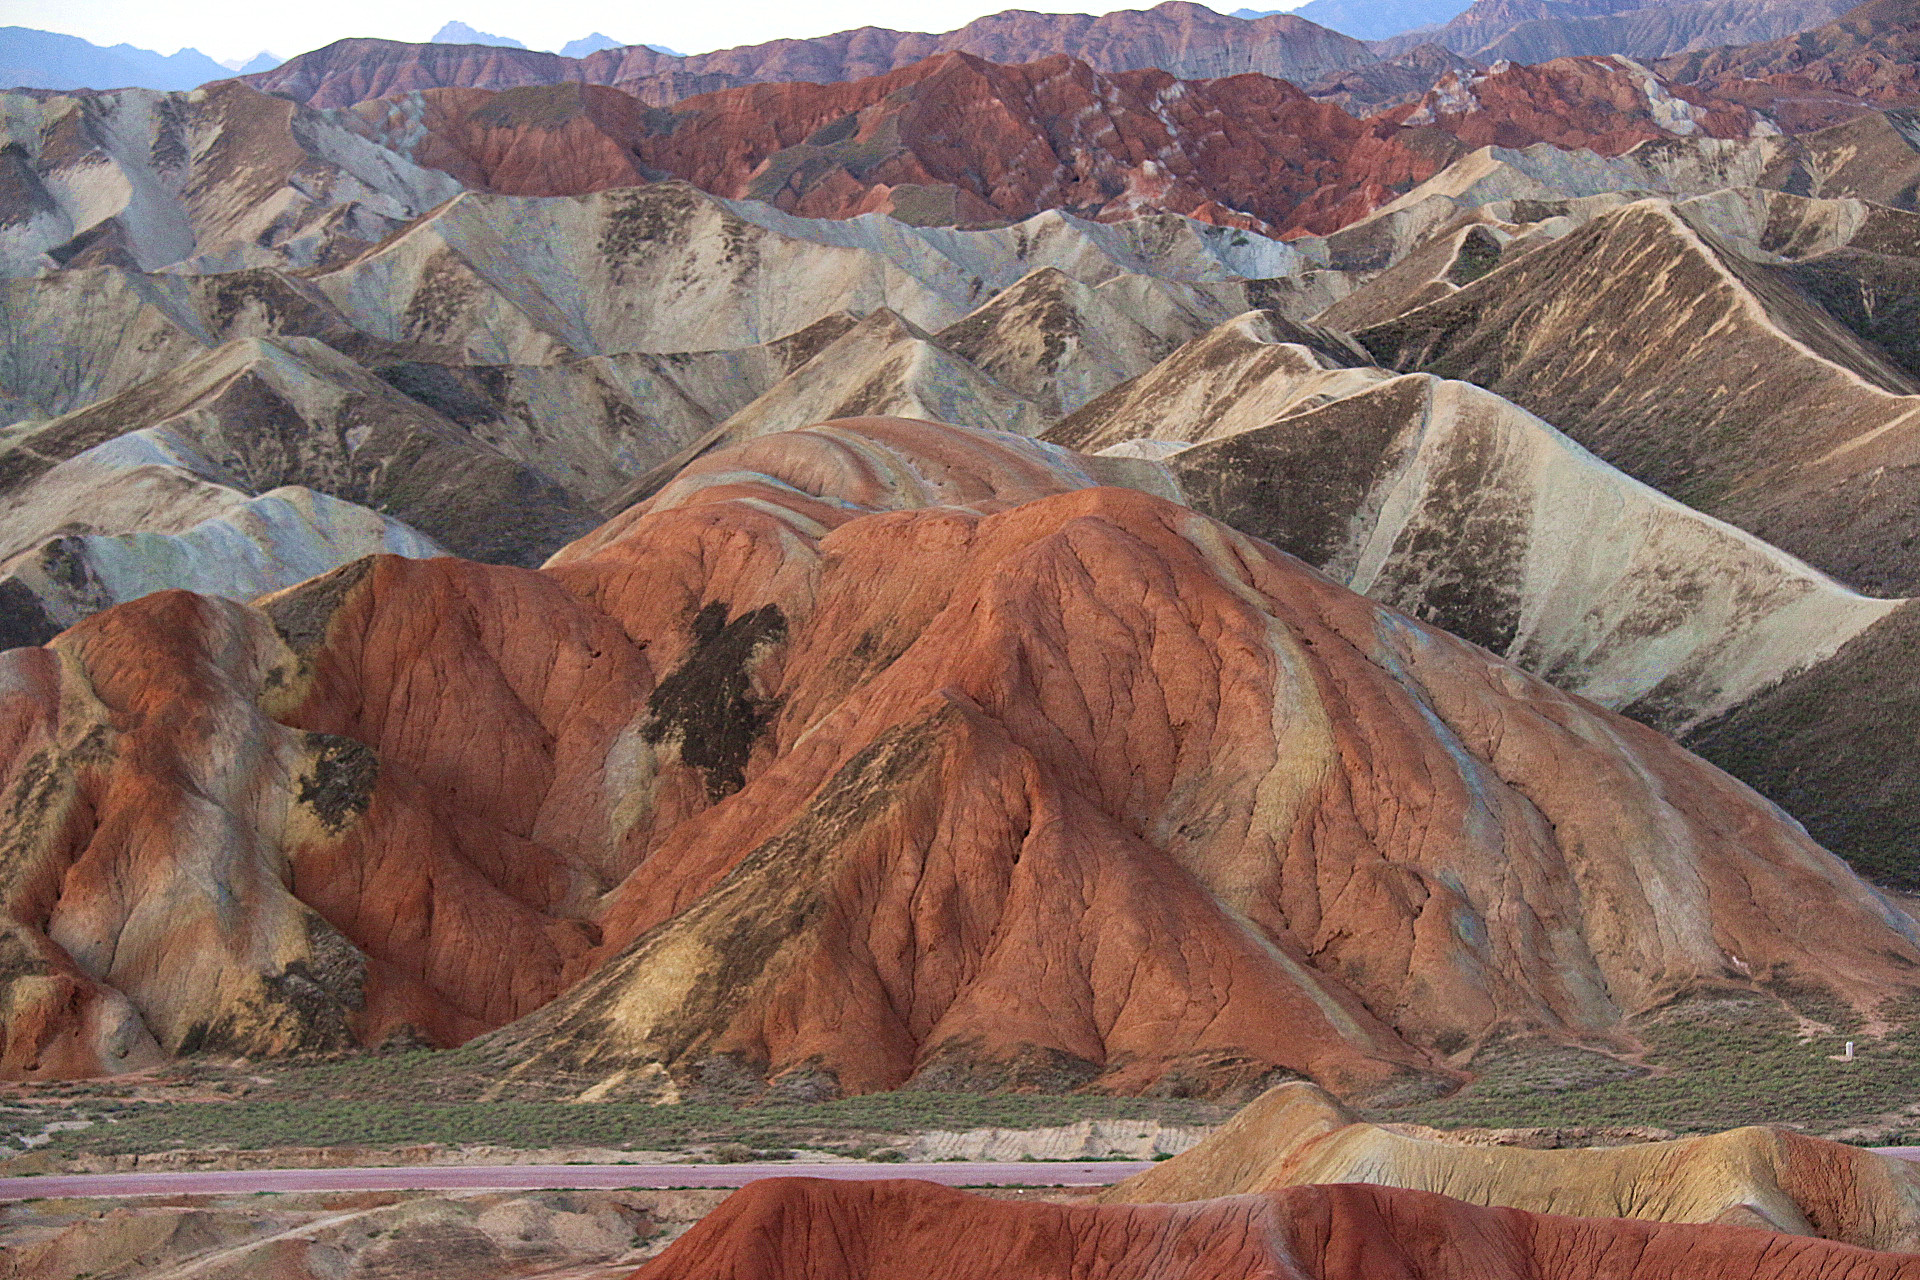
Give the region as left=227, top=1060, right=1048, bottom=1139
left=1658, top=0, right=1920, bottom=107
left=1681, top=600, right=1920, bottom=888
left=1378, top=0, right=1852, bottom=64
left=280, top=183, right=1289, bottom=364
left=633, top=1177, right=1920, bottom=1280
left=345, top=83, right=663, bottom=196
left=8, top=418, right=1914, bottom=1095
left=244, top=3, right=1377, bottom=110
left=1332, top=119, right=1920, bottom=244
left=0, top=337, right=597, bottom=568
left=338, top=52, right=1781, bottom=237
left=0, top=1187, right=667, bottom=1280
left=0, top=81, right=461, bottom=278
left=1355, top=198, right=1920, bottom=596
left=933, top=267, right=1224, bottom=420
left=0, top=178, right=1308, bottom=641
left=350, top=52, right=1448, bottom=237
left=1303, top=44, right=1483, bottom=116
left=0, top=476, right=444, bottom=650
left=1386, top=55, right=1767, bottom=155
left=1047, top=288, right=1920, bottom=887
left=1053, top=311, right=1901, bottom=741
left=1103, top=1081, right=1920, bottom=1251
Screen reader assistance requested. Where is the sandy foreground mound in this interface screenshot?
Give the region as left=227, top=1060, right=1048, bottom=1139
left=0, top=1187, right=725, bottom=1280
left=1103, top=1082, right=1920, bottom=1250
left=631, top=1176, right=1920, bottom=1280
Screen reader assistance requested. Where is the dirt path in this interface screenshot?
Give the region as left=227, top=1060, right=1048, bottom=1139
left=0, top=1160, right=1158, bottom=1199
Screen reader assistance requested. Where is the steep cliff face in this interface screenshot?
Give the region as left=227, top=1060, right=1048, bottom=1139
left=243, top=3, right=1377, bottom=109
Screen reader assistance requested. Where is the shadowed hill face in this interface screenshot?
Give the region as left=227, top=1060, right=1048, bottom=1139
left=1354, top=198, right=1920, bottom=596
left=631, top=1176, right=1920, bottom=1280
left=0, top=419, right=1913, bottom=1099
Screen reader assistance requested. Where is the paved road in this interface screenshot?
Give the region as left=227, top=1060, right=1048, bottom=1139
left=0, top=1161, right=1159, bottom=1200
left=7, top=1149, right=1915, bottom=1200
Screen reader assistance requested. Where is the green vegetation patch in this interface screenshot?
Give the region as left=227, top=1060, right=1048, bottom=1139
left=26, top=1051, right=1228, bottom=1160
left=1374, top=992, right=1920, bottom=1141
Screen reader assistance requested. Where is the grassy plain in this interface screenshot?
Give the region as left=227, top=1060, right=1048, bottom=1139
left=6, top=992, right=1917, bottom=1167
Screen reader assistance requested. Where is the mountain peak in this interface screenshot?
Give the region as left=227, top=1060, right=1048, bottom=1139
left=219, top=50, right=281, bottom=73
left=560, top=33, right=622, bottom=57
left=431, top=20, right=527, bottom=49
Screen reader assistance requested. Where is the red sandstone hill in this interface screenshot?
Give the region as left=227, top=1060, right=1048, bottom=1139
left=244, top=1, right=1375, bottom=110
left=631, top=1178, right=1920, bottom=1280
left=2, top=418, right=1914, bottom=1099
left=349, top=53, right=1446, bottom=233
left=1380, top=53, right=1764, bottom=153
left=345, top=52, right=1763, bottom=234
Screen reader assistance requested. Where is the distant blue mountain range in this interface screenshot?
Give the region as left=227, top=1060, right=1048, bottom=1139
left=560, top=33, right=624, bottom=57
left=431, top=21, right=527, bottom=48
left=0, top=26, right=248, bottom=91
left=1232, top=0, right=1474, bottom=40
left=435, top=23, right=683, bottom=58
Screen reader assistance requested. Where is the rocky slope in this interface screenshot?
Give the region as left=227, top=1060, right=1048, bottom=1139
left=1354, top=197, right=1920, bottom=596
left=244, top=3, right=1377, bottom=110
left=1658, top=0, right=1920, bottom=106
left=4, top=416, right=1915, bottom=1100
left=12, top=41, right=1920, bottom=1112
left=634, top=1177, right=1920, bottom=1280
left=0, top=337, right=590, bottom=567
left=0, top=170, right=1306, bottom=644
left=0, top=81, right=460, bottom=277
left=1381, top=54, right=1768, bottom=153
left=15, top=126, right=1920, bottom=896
left=1008, top=180, right=1920, bottom=886
left=345, top=53, right=1442, bottom=234
left=1329, top=111, right=1920, bottom=228
left=1051, top=310, right=1900, bottom=737
left=1380, top=0, right=1853, bottom=63
left=340, top=53, right=1773, bottom=236
left=0, top=1186, right=684, bottom=1279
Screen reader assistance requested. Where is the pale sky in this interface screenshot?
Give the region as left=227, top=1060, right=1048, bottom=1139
left=7, top=0, right=1295, bottom=65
